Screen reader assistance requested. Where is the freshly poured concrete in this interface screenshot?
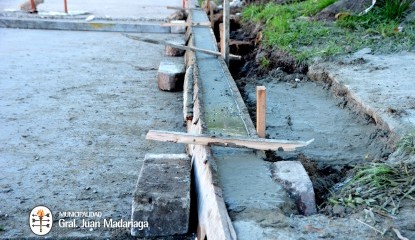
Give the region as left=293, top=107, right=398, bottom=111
left=190, top=10, right=295, bottom=239
left=309, top=50, right=415, bottom=138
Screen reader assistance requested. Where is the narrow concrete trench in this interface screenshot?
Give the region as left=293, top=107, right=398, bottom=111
left=238, top=74, right=393, bottom=205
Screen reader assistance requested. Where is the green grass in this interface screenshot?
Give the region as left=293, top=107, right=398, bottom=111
left=378, top=0, right=415, bottom=20
left=260, top=56, right=270, bottom=68
left=242, top=0, right=415, bottom=63
left=397, top=132, right=415, bottom=154
left=328, top=163, right=415, bottom=214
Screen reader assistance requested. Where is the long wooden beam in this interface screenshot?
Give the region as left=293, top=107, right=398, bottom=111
left=166, top=6, right=200, bottom=10
left=123, top=34, right=242, bottom=60
left=146, top=130, right=314, bottom=151
left=160, top=22, right=211, bottom=27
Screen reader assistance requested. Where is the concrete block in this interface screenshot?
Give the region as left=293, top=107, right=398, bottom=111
left=157, top=59, right=185, bottom=91
left=170, top=20, right=186, bottom=34
left=272, top=161, right=316, bottom=216
left=0, top=17, right=171, bottom=33
left=131, top=154, right=191, bottom=237
left=165, top=38, right=186, bottom=56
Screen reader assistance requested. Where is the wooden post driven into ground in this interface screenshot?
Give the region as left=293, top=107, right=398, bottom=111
left=222, top=0, right=230, bottom=65
left=30, top=0, right=36, bottom=12
left=64, top=0, right=68, bottom=13
left=256, top=86, right=266, bottom=138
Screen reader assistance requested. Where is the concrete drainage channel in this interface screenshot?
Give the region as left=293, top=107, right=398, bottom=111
left=131, top=7, right=318, bottom=239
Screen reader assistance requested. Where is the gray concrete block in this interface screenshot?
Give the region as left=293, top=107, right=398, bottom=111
left=0, top=17, right=171, bottom=33
left=157, top=59, right=185, bottom=91
left=131, top=154, right=191, bottom=237
left=170, top=20, right=186, bottom=34
left=272, top=161, right=317, bottom=216
left=165, top=38, right=186, bottom=56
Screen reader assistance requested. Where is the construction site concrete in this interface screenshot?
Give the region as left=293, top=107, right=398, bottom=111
left=1, top=0, right=415, bottom=239
left=131, top=154, right=191, bottom=237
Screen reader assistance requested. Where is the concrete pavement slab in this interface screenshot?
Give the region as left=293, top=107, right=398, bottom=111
left=309, top=50, right=415, bottom=139
left=0, top=28, right=185, bottom=238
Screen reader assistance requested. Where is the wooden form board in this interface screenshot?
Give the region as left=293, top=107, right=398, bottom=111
left=124, top=34, right=241, bottom=60
left=146, top=130, right=314, bottom=152
left=221, top=0, right=230, bottom=65
left=161, top=22, right=211, bottom=27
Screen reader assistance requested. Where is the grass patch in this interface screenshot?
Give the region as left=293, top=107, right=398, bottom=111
left=378, top=0, right=415, bottom=20
left=242, top=0, right=415, bottom=62
left=260, top=56, right=270, bottom=68
left=397, top=132, right=415, bottom=154
left=328, top=163, right=415, bottom=214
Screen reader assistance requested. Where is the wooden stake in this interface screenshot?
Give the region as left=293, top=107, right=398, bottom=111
left=209, top=0, right=214, bottom=28
left=30, top=0, right=37, bottom=13
left=64, top=0, right=68, bottom=13
left=146, top=130, right=314, bottom=152
left=256, top=86, right=266, bottom=138
left=124, top=34, right=241, bottom=60
left=222, top=0, right=230, bottom=65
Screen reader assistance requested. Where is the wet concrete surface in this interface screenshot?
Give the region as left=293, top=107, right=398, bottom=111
left=234, top=51, right=415, bottom=239
left=242, top=75, right=392, bottom=166
left=309, top=49, right=415, bottom=139
left=0, top=28, right=185, bottom=238
left=190, top=9, right=295, bottom=239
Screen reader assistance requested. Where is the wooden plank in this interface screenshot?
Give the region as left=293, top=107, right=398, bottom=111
left=222, top=0, right=230, bottom=65
left=124, top=34, right=241, bottom=60
left=256, top=86, right=266, bottom=138
left=161, top=22, right=210, bottom=27
left=183, top=65, right=194, bottom=121
left=146, top=130, right=314, bottom=151
left=192, top=145, right=237, bottom=240
left=166, top=6, right=200, bottom=10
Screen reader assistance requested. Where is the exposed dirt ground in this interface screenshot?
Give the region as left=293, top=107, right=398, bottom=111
left=0, top=29, right=186, bottom=239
